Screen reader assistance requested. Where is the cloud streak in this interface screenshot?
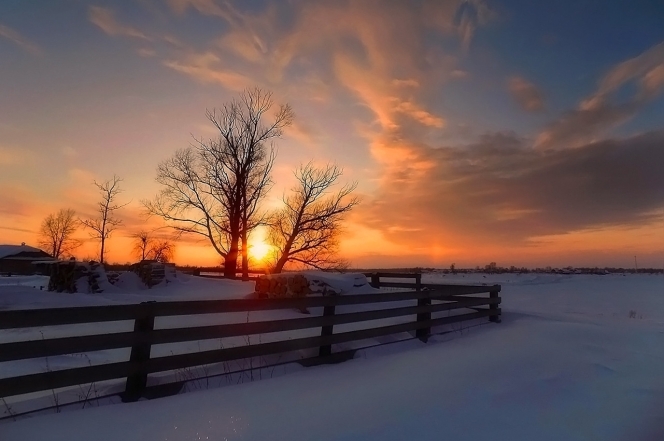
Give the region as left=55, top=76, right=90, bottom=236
left=536, top=41, right=664, bottom=150
left=0, top=24, right=41, bottom=54
left=163, top=52, right=252, bottom=91
left=89, top=6, right=150, bottom=40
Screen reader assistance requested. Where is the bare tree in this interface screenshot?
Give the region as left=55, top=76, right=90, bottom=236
left=38, top=208, right=81, bottom=259
left=150, top=240, right=174, bottom=263
left=144, top=88, right=292, bottom=278
left=131, top=230, right=175, bottom=263
left=80, top=175, right=127, bottom=264
left=132, top=230, right=151, bottom=261
left=268, top=163, right=359, bottom=273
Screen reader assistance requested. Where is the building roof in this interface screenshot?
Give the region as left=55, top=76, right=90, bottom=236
left=0, top=244, right=46, bottom=259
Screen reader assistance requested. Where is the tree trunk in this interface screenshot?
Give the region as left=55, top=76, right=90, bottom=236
left=224, top=227, right=240, bottom=279
left=241, top=227, right=249, bottom=281
left=273, top=254, right=288, bottom=274
left=100, top=237, right=105, bottom=264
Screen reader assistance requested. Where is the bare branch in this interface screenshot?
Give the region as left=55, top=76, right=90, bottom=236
left=268, top=163, right=360, bottom=273
left=80, top=175, right=126, bottom=264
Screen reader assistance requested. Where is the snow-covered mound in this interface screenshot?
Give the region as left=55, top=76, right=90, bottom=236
left=301, top=271, right=374, bottom=294
left=111, top=271, right=148, bottom=291
left=256, top=271, right=375, bottom=297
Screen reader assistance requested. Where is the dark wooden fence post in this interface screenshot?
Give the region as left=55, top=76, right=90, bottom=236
left=123, top=301, right=155, bottom=402
left=414, top=274, right=430, bottom=342
left=489, top=290, right=501, bottom=323
left=319, top=304, right=336, bottom=357
left=370, top=273, right=380, bottom=288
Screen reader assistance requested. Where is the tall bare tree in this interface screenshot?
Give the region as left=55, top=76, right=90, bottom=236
left=80, top=175, right=127, bottom=264
left=38, top=208, right=81, bottom=259
left=268, top=163, right=359, bottom=273
left=144, top=88, right=292, bottom=278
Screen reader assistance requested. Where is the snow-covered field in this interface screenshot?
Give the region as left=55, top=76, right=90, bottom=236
left=1, top=272, right=664, bottom=440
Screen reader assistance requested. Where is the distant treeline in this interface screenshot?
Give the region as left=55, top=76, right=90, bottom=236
left=100, top=263, right=662, bottom=275
left=352, top=266, right=664, bottom=275
left=102, top=263, right=266, bottom=274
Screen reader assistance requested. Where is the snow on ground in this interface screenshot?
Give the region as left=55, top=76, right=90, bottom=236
left=1, top=272, right=664, bottom=440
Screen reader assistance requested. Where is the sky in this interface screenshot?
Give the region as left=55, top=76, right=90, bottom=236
left=1, top=0, right=664, bottom=269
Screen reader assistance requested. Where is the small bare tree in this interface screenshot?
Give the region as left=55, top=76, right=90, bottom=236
left=144, top=88, right=292, bottom=278
left=80, top=175, right=127, bottom=264
left=131, top=230, right=175, bottom=263
left=268, top=163, right=359, bottom=273
left=132, top=230, right=151, bottom=261
left=38, top=208, right=81, bottom=259
left=150, top=240, right=174, bottom=263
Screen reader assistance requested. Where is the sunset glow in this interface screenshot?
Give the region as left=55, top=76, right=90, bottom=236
left=248, top=241, right=272, bottom=263
left=1, top=1, right=663, bottom=268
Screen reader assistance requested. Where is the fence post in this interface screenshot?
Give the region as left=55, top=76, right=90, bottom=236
left=123, top=301, right=156, bottom=402
left=319, top=304, right=336, bottom=357
left=489, top=290, right=501, bottom=323
left=415, top=274, right=430, bottom=342
left=370, top=273, right=380, bottom=288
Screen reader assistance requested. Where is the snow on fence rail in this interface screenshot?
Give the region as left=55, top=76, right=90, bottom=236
left=0, top=273, right=501, bottom=411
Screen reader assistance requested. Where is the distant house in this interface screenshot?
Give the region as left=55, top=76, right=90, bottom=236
left=0, top=244, right=55, bottom=275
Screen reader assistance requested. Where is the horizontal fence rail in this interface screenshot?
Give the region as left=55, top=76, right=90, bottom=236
left=0, top=272, right=501, bottom=409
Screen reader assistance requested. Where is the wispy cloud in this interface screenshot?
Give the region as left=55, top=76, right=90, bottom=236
left=508, top=76, right=544, bottom=112
left=163, top=51, right=252, bottom=91
left=137, top=47, right=157, bottom=57
left=284, top=120, right=322, bottom=147
left=453, top=0, right=494, bottom=51
left=89, top=6, right=150, bottom=40
left=0, top=24, right=41, bottom=54
left=536, top=41, right=664, bottom=149
left=167, top=0, right=244, bottom=25
left=593, top=42, right=664, bottom=102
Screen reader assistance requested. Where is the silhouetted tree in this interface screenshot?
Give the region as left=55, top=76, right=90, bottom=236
left=38, top=208, right=81, bottom=259
left=268, top=163, right=359, bottom=273
left=132, top=230, right=151, bottom=261
left=150, top=240, right=174, bottom=263
left=80, top=175, right=127, bottom=264
left=144, top=88, right=291, bottom=278
left=132, top=230, right=175, bottom=263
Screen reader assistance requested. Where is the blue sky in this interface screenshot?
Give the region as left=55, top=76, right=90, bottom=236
left=1, top=0, right=663, bottom=267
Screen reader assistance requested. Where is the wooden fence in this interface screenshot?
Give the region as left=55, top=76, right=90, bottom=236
left=0, top=273, right=501, bottom=408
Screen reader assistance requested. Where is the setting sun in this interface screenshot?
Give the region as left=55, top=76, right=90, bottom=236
left=249, top=240, right=272, bottom=262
